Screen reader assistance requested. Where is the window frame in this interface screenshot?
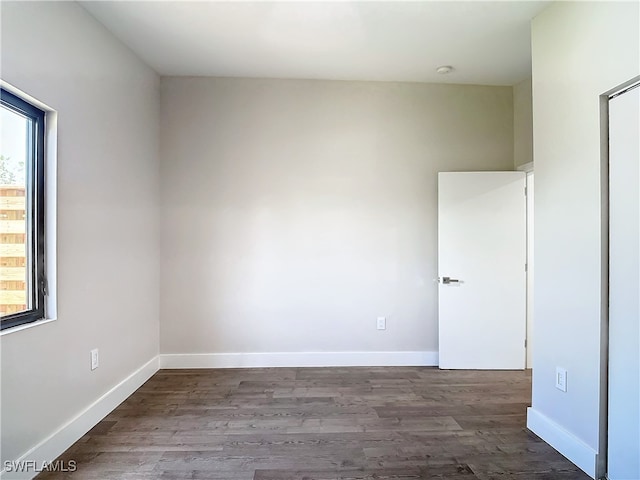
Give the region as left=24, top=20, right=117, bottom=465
left=0, top=88, right=46, bottom=331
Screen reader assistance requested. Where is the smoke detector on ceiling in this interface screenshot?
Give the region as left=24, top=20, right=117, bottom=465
left=436, top=65, right=454, bottom=74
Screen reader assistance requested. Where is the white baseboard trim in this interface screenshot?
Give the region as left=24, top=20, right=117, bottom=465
left=160, top=351, right=439, bottom=369
left=1, top=356, right=159, bottom=480
left=527, top=407, right=599, bottom=479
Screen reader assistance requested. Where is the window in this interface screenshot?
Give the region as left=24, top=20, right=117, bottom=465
left=0, top=88, right=46, bottom=330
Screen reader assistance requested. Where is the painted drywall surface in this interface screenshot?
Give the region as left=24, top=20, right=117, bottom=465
left=513, top=77, right=533, bottom=169
left=0, top=1, right=160, bottom=466
left=530, top=0, right=639, bottom=473
left=159, top=77, right=513, bottom=355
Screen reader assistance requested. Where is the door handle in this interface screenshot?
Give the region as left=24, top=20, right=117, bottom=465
left=441, top=276, right=460, bottom=284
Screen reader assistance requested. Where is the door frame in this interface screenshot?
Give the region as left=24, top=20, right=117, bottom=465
left=603, top=77, right=640, bottom=480
left=517, top=162, right=534, bottom=368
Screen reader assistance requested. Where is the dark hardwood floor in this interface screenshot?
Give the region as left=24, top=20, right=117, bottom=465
left=38, top=367, right=590, bottom=479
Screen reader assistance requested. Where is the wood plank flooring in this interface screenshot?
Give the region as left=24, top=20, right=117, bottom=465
left=37, top=367, right=590, bottom=479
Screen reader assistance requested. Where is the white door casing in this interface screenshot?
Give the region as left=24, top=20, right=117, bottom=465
left=526, top=172, right=534, bottom=368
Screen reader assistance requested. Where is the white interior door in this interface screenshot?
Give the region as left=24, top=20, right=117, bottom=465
left=438, top=172, right=526, bottom=369
left=607, top=84, right=639, bottom=480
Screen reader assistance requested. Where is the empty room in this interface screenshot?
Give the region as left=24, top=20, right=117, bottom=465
left=1, top=1, right=638, bottom=479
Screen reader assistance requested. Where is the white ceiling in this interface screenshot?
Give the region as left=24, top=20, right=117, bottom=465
left=81, top=1, right=550, bottom=86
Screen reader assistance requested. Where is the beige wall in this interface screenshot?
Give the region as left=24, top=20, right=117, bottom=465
left=513, top=78, right=533, bottom=169
left=529, top=2, right=639, bottom=477
left=0, top=1, right=160, bottom=466
left=159, top=77, right=513, bottom=357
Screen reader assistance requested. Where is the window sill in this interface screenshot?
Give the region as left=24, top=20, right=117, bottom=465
left=0, top=317, right=57, bottom=336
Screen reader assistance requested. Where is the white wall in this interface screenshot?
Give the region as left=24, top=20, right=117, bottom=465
left=513, top=78, right=533, bottom=169
left=527, top=2, right=640, bottom=478
left=159, top=77, right=513, bottom=363
left=0, top=1, right=160, bottom=470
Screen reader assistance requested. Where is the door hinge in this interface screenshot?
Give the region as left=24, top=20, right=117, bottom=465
left=40, top=274, right=49, bottom=296
left=525, top=263, right=528, bottom=272
left=525, top=339, right=527, bottom=348
left=525, top=186, right=527, bottom=196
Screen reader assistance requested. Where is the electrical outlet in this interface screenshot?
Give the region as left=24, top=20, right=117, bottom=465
left=91, top=349, right=99, bottom=371
left=377, top=316, right=386, bottom=330
left=555, top=367, right=567, bottom=392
